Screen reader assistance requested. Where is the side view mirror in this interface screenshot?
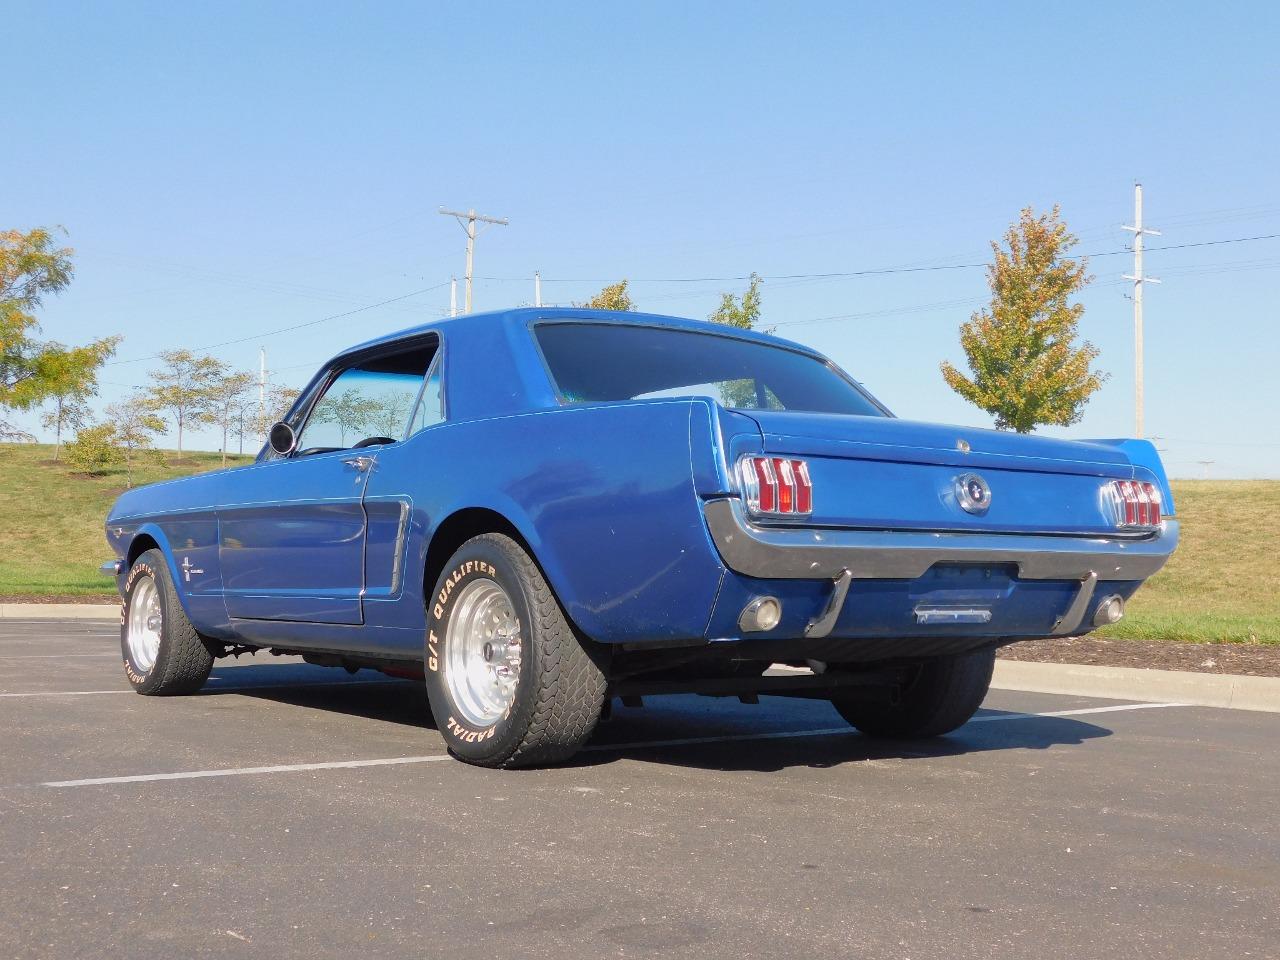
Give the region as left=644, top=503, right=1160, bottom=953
left=268, top=421, right=297, bottom=456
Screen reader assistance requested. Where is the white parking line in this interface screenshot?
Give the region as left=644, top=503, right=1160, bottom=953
left=970, top=701, right=1189, bottom=721
left=0, top=678, right=412, bottom=698
left=39, top=701, right=1189, bottom=788
left=1, top=689, right=128, bottom=698
left=0, top=653, right=119, bottom=660
left=44, top=755, right=453, bottom=788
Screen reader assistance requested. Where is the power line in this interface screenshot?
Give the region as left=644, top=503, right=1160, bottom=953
left=1156, top=437, right=1280, bottom=449
left=462, top=230, right=1280, bottom=286
left=105, top=282, right=452, bottom=366
left=1132, top=232, right=1280, bottom=254
left=92, top=228, right=1280, bottom=371
left=474, top=263, right=987, bottom=283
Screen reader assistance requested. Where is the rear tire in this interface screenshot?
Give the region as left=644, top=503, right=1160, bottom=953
left=832, top=648, right=995, bottom=738
left=423, top=534, right=607, bottom=768
left=120, top=549, right=214, bottom=695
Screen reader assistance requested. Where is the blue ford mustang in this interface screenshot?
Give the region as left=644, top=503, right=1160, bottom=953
left=103, top=308, right=1178, bottom=767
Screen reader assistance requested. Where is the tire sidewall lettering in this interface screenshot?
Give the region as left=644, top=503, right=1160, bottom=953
left=121, top=558, right=163, bottom=686
left=432, top=560, right=496, bottom=620
left=445, top=716, right=497, bottom=743
left=425, top=553, right=524, bottom=753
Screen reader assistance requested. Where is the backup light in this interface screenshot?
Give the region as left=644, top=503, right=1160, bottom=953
left=1105, top=480, right=1163, bottom=529
left=739, top=596, right=783, bottom=633
left=740, top=456, right=813, bottom=518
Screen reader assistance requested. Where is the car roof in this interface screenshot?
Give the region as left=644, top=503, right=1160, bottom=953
left=331, top=306, right=823, bottom=364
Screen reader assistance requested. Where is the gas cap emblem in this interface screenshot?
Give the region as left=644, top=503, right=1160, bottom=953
left=955, top=473, right=991, bottom=515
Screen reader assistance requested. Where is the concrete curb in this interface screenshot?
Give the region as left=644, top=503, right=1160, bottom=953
left=993, top=659, right=1280, bottom=714
left=0, top=604, right=119, bottom=621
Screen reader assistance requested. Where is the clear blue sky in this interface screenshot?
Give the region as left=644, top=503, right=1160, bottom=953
left=7, top=1, right=1279, bottom=476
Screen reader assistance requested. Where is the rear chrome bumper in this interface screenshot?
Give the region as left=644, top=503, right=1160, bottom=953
left=703, top=498, right=1178, bottom=582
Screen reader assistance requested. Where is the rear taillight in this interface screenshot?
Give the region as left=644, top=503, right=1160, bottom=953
left=740, top=457, right=812, bottom=517
left=1106, top=479, right=1163, bottom=529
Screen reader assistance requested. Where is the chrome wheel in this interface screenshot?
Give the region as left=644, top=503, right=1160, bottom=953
left=126, top=576, right=163, bottom=672
left=443, top=578, right=522, bottom=727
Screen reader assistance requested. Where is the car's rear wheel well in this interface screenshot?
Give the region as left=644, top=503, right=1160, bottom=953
left=423, top=508, right=534, bottom=602
left=126, top=534, right=161, bottom=568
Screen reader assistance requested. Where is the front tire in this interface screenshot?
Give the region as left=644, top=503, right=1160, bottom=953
left=120, top=550, right=214, bottom=695
left=832, top=648, right=995, bottom=738
left=423, top=534, right=607, bottom=768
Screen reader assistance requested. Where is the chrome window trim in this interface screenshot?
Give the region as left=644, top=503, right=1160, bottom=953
left=269, top=331, right=443, bottom=461
left=403, top=344, right=448, bottom=441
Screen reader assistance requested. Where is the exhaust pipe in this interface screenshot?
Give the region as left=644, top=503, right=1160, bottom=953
left=1093, top=595, right=1125, bottom=627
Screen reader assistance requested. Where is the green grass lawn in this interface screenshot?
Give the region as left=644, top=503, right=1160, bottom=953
left=0, top=443, right=253, bottom=596
left=1, top=442, right=1276, bottom=643
left=1097, top=479, right=1280, bottom=645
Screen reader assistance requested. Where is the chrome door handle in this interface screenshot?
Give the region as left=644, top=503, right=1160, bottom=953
left=343, top=456, right=374, bottom=472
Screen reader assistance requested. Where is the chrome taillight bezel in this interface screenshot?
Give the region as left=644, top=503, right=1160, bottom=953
left=738, top=456, right=813, bottom=518
left=1104, top=479, right=1164, bottom=530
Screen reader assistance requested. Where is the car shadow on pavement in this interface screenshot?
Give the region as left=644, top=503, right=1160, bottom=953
left=199, top=663, right=437, bottom=728
left=571, top=700, right=1114, bottom=772
left=195, top=664, right=1112, bottom=772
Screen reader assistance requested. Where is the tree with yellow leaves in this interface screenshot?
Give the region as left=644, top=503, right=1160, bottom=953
left=1, top=227, right=119, bottom=440
left=941, top=206, right=1105, bottom=433
left=576, top=280, right=634, bottom=312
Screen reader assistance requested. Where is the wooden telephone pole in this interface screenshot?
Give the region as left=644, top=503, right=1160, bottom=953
left=439, top=207, right=509, bottom=313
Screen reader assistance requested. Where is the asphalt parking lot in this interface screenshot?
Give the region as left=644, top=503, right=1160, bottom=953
left=2, top=620, right=1277, bottom=960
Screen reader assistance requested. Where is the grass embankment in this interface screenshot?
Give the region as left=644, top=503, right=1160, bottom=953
left=0, top=443, right=1276, bottom=643
left=0, top=444, right=252, bottom=596
left=1097, top=480, right=1279, bottom=645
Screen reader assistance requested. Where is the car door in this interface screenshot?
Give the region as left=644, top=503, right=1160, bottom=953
left=219, top=342, right=436, bottom=624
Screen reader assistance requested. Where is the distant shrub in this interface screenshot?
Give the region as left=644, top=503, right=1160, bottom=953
left=65, top=424, right=123, bottom=474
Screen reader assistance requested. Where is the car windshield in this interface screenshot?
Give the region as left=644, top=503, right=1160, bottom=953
left=535, top=322, right=885, bottom=416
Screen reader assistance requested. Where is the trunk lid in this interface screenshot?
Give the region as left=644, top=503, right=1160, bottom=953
left=739, top=411, right=1137, bottom=537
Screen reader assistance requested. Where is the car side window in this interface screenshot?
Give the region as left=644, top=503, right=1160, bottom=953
left=294, top=342, right=436, bottom=455
left=406, top=355, right=445, bottom=437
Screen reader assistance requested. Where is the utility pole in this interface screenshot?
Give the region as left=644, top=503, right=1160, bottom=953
left=534, top=271, right=542, bottom=307
left=450, top=278, right=458, bottom=318
left=258, top=347, right=266, bottom=440
left=439, top=207, right=509, bottom=313
left=1122, top=183, right=1160, bottom=437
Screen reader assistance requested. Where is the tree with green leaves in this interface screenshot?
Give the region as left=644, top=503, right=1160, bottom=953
left=105, top=394, right=166, bottom=487
left=206, top=370, right=256, bottom=466
left=941, top=206, right=1105, bottom=433
left=2, top=227, right=119, bottom=439
left=40, top=394, right=92, bottom=460
left=312, top=388, right=380, bottom=445
left=366, top=390, right=415, bottom=438
left=228, top=391, right=257, bottom=457
left=243, top=383, right=300, bottom=451
left=40, top=374, right=92, bottom=462
left=144, top=349, right=227, bottom=455
left=708, top=273, right=766, bottom=407
left=576, top=280, right=634, bottom=312
left=708, top=272, right=763, bottom=330
left=64, top=423, right=123, bottom=475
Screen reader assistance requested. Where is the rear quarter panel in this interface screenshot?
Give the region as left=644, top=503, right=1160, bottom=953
left=368, top=399, right=728, bottom=647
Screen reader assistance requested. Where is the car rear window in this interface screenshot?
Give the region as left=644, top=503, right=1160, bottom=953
left=534, top=322, right=885, bottom=416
